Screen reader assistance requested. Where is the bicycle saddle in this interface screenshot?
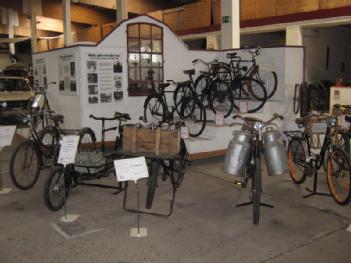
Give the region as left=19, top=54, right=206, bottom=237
left=183, top=69, right=195, bottom=76
left=115, top=112, right=131, bottom=120
left=50, top=114, right=64, bottom=124
left=158, top=83, right=170, bottom=90
left=226, top=52, right=238, bottom=59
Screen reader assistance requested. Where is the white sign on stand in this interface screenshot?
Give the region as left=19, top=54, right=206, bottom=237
left=0, top=126, right=16, bottom=149
left=57, top=135, right=80, bottom=167
left=180, top=126, right=189, bottom=139
left=114, top=157, right=149, bottom=183
left=215, top=112, right=224, bottom=126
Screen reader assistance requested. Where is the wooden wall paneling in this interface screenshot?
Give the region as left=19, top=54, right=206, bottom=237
left=276, top=0, right=319, bottom=16
left=163, top=11, right=179, bottom=31
left=102, top=22, right=116, bottom=38
left=181, top=0, right=211, bottom=30
left=75, top=25, right=102, bottom=43
left=147, top=10, right=163, bottom=22
left=320, top=0, right=351, bottom=9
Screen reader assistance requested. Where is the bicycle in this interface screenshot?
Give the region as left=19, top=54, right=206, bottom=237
left=191, top=59, right=234, bottom=118
left=229, top=113, right=284, bottom=225
left=144, top=71, right=206, bottom=137
left=285, top=112, right=351, bottom=205
left=43, top=111, right=130, bottom=211
left=9, top=95, right=95, bottom=190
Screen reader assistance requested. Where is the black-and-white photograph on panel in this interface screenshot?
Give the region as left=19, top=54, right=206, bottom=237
left=58, top=54, right=78, bottom=96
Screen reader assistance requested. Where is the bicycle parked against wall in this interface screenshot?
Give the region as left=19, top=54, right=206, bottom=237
left=9, top=94, right=95, bottom=190
left=144, top=71, right=206, bottom=137
left=285, top=112, right=351, bottom=205
left=225, top=113, right=284, bottom=225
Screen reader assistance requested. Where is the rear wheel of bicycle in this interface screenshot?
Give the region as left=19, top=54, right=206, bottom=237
left=9, top=140, right=41, bottom=190
left=39, top=126, right=60, bottom=167
left=324, top=130, right=350, bottom=171
left=146, top=160, right=159, bottom=209
left=144, top=95, right=165, bottom=123
left=252, top=155, right=261, bottom=225
left=293, top=84, right=301, bottom=114
left=254, top=69, right=277, bottom=99
left=194, top=74, right=211, bottom=108
left=43, top=167, right=70, bottom=211
left=173, top=83, right=193, bottom=116
left=208, top=79, right=234, bottom=118
left=78, top=127, right=96, bottom=152
left=309, top=81, right=328, bottom=112
left=327, top=145, right=351, bottom=205
left=287, top=138, right=308, bottom=184
left=181, top=97, right=206, bottom=137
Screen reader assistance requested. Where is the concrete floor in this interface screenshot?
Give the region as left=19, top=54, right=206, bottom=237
left=1, top=143, right=351, bottom=263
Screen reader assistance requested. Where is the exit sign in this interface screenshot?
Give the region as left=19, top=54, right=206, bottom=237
left=222, top=16, right=231, bottom=23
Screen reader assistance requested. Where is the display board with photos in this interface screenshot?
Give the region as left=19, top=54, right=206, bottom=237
left=86, top=52, right=123, bottom=104
left=33, top=57, right=48, bottom=89
left=58, top=54, right=78, bottom=96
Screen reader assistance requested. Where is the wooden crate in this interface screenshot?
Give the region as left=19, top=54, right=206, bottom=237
left=122, top=126, right=180, bottom=156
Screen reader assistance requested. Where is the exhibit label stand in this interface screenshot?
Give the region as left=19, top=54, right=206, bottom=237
left=114, top=157, right=149, bottom=238
left=57, top=135, right=80, bottom=223
left=0, top=126, right=16, bottom=194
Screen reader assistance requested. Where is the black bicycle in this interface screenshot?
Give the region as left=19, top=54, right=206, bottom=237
left=231, top=113, right=283, bottom=225
left=285, top=112, right=351, bottom=205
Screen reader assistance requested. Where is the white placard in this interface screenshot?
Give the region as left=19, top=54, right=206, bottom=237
left=239, top=101, right=248, bottom=113
left=114, top=157, right=149, bottom=183
left=0, top=126, right=16, bottom=148
left=57, top=135, right=80, bottom=167
left=215, top=111, right=224, bottom=126
left=180, top=126, right=189, bottom=139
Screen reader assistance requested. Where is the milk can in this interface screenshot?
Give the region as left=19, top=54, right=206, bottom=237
left=263, top=129, right=288, bottom=176
left=224, top=130, right=252, bottom=176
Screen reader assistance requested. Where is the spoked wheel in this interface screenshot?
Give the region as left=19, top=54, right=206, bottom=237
left=9, top=140, right=41, bottom=190
left=252, top=155, right=261, bottom=225
left=43, top=167, right=70, bottom=211
left=287, top=138, right=309, bottom=184
left=194, top=74, right=211, bottom=108
left=293, top=83, right=301, bottom=114
left=146, top=160, right=159, bottom=209
left=181, top=97, right=206, bottom=137
left=78, top=127, right=96, bottom=152
left=39, top=126, right=60, bottom=167
left=173, top=83, right=193, bottom=116
left=144, top=95, right=165, bottom=123
left=327, top=145, right=351, bottom=205
left=253, top=69, right=278, bottom=99
left=324, top=130, right=350, bottom=171
left=209, top=79, right=234, bottom=118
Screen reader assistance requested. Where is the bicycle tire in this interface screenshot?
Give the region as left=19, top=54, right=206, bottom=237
left=293, top=83, right=301, bottom=114
left=309, top=81, right=328, bottom=112
left=208, top=79, right=234, bottom=118
left=39, top=126, right=60, bottom=167
left=43, top=166, right=70, bottom=211
left=323, top=130, right=350, bottom=171
left=9, top=140, right=41, bottom=190
left=254, top=69, right=278, bottom=99
left=287, top=138, right=308, bottom=184
left=194, top=74, right=211, bottom=108
left=252, top=154, right=261, bottom=225
left=146, top=160, right=159, bottom=209
left=326, top=145, right=351, bottom=205
left=173, top=82, right=193, bottom=116
left=237, top=77, right=267, bottom=113
left=181, top=97, right=206, bottom=137
left=78, top=127, right=96, bottom=152
left=144, top=95, right=166, bottom=123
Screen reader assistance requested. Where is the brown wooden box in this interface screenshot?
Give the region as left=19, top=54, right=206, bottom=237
left=122, top=126, right=180, bottom=156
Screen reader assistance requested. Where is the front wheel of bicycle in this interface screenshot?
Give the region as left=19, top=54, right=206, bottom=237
left=326, top=145, right=351, bottom=205
left=252, top=155, right=261, bottom=225
left=287, top=138, right=308, bottom=184
left=181, top=97, right=206, bottom=137
left=208, top=79, right=234, bottom=118
left=253, top=69, right=277, bottom=99
left=39, top=126, right=60, bottom=167
left=173, top=83, right=193, bottom=116
left=236, top=77, right=267, bottom=113
left=146, top=160, right=159, bottom=209
left=43, top=167, right=70, bottom=211
left=78, top=127, right=96, bottom=152
left=144, top=95, right=166, bottom=123
left=9, top=140, right=41, bottom=190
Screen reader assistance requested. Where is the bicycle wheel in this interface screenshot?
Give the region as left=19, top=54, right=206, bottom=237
left=39, top=126, right=60, bottom=167
left=309, top=82, right=328, bottom=112
left=146, top=160, right=159, bottom=209
left=208, top=79, right=234, bottom=118
left=78, top=127, right=96, bottom=152
left=181, top=97, right=206, bottom=137
left=287, top=138, right=308, bottom=184
left=252, top=155, right=261, bottom=225
left=9, top=140, right=41, bottom=190
left=194, top=74, right=211, bottom=108
left=293, top=84, right=301, bottom=114
left=173, top=82, right=193, bottom=116
left=43, top=167, right=70, bottom=211
left=327, top=145, right=351, bottom=205
left=144, top=95, right=165, bottom=123
left=254, top=69, right=277, bottom=99
left=239, top=77, right=267, bottom=113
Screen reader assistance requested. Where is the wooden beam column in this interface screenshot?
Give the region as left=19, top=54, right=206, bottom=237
left=62, top=0, right=72, bottom=46
left=116, top=0, right=127, bottom=24
left=220, top=0, right=240, bottom=49
left=286, top=25, right=303, bottom=46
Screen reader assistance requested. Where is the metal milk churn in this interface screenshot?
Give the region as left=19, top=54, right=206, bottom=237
left=262, top=129, right=288, bottom=176
left=224, top=130, right=252, bottom=176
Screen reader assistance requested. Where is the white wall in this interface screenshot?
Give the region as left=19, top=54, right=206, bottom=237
left=33, top=15, right=303, bottom=143
left=303, top=27, right=351, bottom=82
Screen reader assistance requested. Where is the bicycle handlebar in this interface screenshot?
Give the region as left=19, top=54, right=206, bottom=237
left=192, top=58, right=218, bottom=66
left=89, top=112, right=130, bottom=121
left=233, top=113, right=283, bottom=125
